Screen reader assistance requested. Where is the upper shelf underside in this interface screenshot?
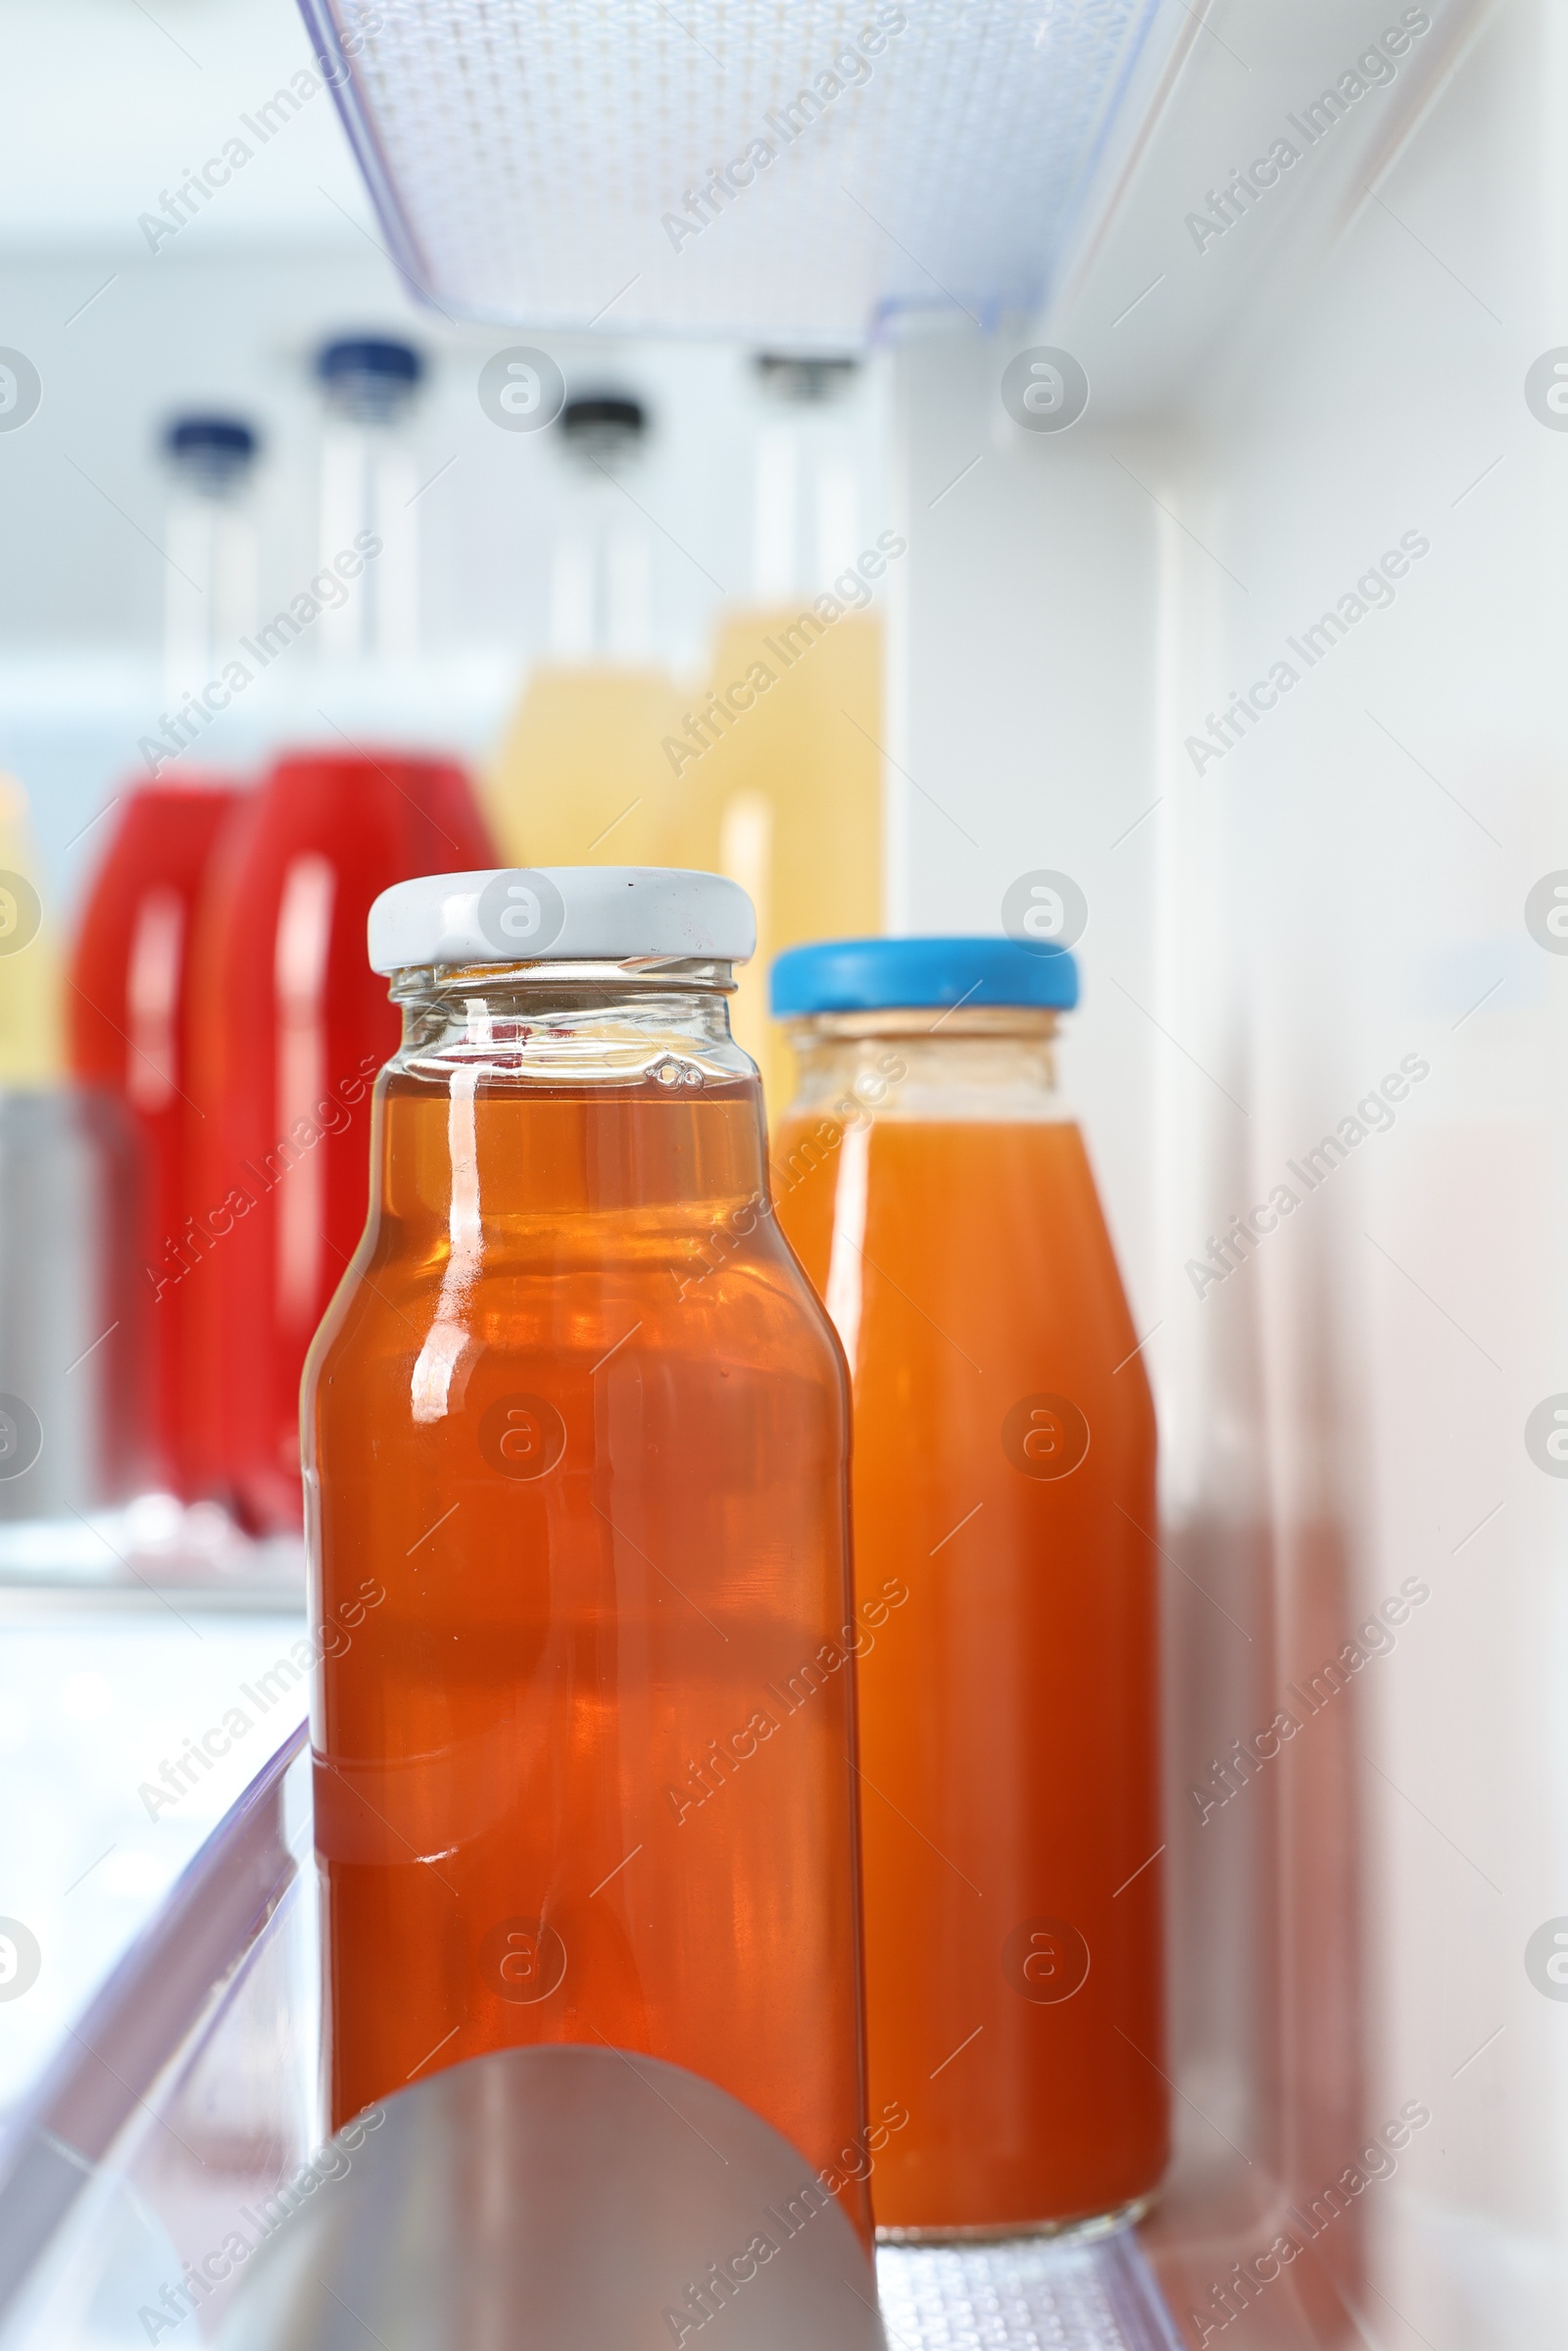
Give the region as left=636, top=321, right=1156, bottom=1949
left=297, top=0, right=1173, bottom=345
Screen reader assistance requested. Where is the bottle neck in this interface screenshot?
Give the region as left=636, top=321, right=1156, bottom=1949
left=375, top=968, right=770, bottom=1241
left=389, top=960, right=745, bottom=1080
left=318, top=414, right=417, bottom=661
left=782, top=1008, right=1065, bottom=1126
left=549, top=475, right=656, bottom=665
left=164, top=478, right=257, bottom=704
left=374, top=962, right=767, bottom=1225
left=752, top=413, right=861, bottom=603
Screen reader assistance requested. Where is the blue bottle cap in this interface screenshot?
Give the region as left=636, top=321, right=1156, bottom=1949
left=770, top=937, right=1078, bottom=1016
left=316, top=337, right=424, bottom=419
left=163, top=414, right=259, bottom=490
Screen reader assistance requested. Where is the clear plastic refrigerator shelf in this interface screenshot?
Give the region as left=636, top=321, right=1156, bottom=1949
left=0, top=1725, right=1181, bottom=2350
left=298, top=0, right=1170, bottom=343
left=0, top=1494, right=304, bottom=1604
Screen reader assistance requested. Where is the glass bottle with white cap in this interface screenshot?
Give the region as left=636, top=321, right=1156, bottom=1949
left=769, top=935, right=1167, bottom=2239
left=304, top=866, right=877, bottom=2234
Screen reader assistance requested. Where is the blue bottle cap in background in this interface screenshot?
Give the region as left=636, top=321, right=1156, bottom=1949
left=162, top=414, right=259, bottom=491
left=770, top=937, right=1079, bottom=1016
left=316, top=336, right=425, bottom=419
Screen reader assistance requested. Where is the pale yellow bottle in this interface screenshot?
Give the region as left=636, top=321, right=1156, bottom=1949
left=488, top=395, right=693, bottom=869
left=665, top=358, right=887, bottom=1120
left=0, top=776, right=63, bottom=1083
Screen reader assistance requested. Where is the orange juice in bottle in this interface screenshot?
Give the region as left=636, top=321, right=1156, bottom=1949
left=305, top=867, right=874, bottom=2232
left=770, top=936, right=1168, bottom=2234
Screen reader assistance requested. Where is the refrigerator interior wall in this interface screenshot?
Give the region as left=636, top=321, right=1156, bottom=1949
left=0, top=0, right=1558, bottom=2342
left=889, top=0, right=1564, bottom=2343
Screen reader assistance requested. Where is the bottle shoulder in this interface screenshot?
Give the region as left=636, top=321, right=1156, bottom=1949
left=306, top=1215, right=846, bottom=1394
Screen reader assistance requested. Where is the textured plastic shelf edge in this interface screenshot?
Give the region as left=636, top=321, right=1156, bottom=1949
left=297, top=0, right=1174, bottom=343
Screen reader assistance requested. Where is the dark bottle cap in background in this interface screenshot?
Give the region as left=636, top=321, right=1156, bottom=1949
left=162, top=414, right=259, bottom=494
left=559, top=392, right=648, bottom=468
left=754, top=353, right=860, bottom=404
left=315, top=335, right=425, bottom=422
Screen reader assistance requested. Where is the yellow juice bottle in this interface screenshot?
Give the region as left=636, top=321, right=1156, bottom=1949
left=0, top=777, right=63, bottom=1083
left=663, top=358, right=887, bottom=1120
left=488, top=395, right=693, bottom=868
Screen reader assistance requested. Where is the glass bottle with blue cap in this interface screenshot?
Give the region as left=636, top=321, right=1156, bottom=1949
left=770, top=935, right=1168, bottom=2237
left=315, top=334, right=424, bottom=661
left=161, top=411, right=260, bottom=709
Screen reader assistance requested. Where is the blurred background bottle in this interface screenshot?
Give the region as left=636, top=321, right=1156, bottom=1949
left=0, top=1090, right=150, bottom=1526
left=175, top=339, right=495, bottom=1533
left=160, top=413, right=261, bottom=710
left=189, top=749, right=494, bottom=1533
left=0, top=778, right=63, bottom=1084
left=66, top=414, right=260, bottom=1499
left=69, top=776, right=243, bottom=1498
left=485, top=394, right=691, bottom=868
left=315, top=336, right=424, bottom=663
left=683, top=355, right=885, bottom=1121
left=0, top=776, right=148, bottom=1528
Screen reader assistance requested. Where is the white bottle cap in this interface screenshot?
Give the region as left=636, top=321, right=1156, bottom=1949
left=368, top=867, right=756, bottom=973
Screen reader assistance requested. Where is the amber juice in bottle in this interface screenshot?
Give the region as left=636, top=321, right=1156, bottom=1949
left=305, top=878, right=872, bottom=2230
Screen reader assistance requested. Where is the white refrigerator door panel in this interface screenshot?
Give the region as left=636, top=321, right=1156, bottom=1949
left=890, top=1, right=1567, bottom=2341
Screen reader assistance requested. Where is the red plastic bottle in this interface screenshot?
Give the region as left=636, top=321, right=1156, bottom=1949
left=69, top=777, right=243, bottom=1495
left=190, top=752, right=494, bottom=1531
